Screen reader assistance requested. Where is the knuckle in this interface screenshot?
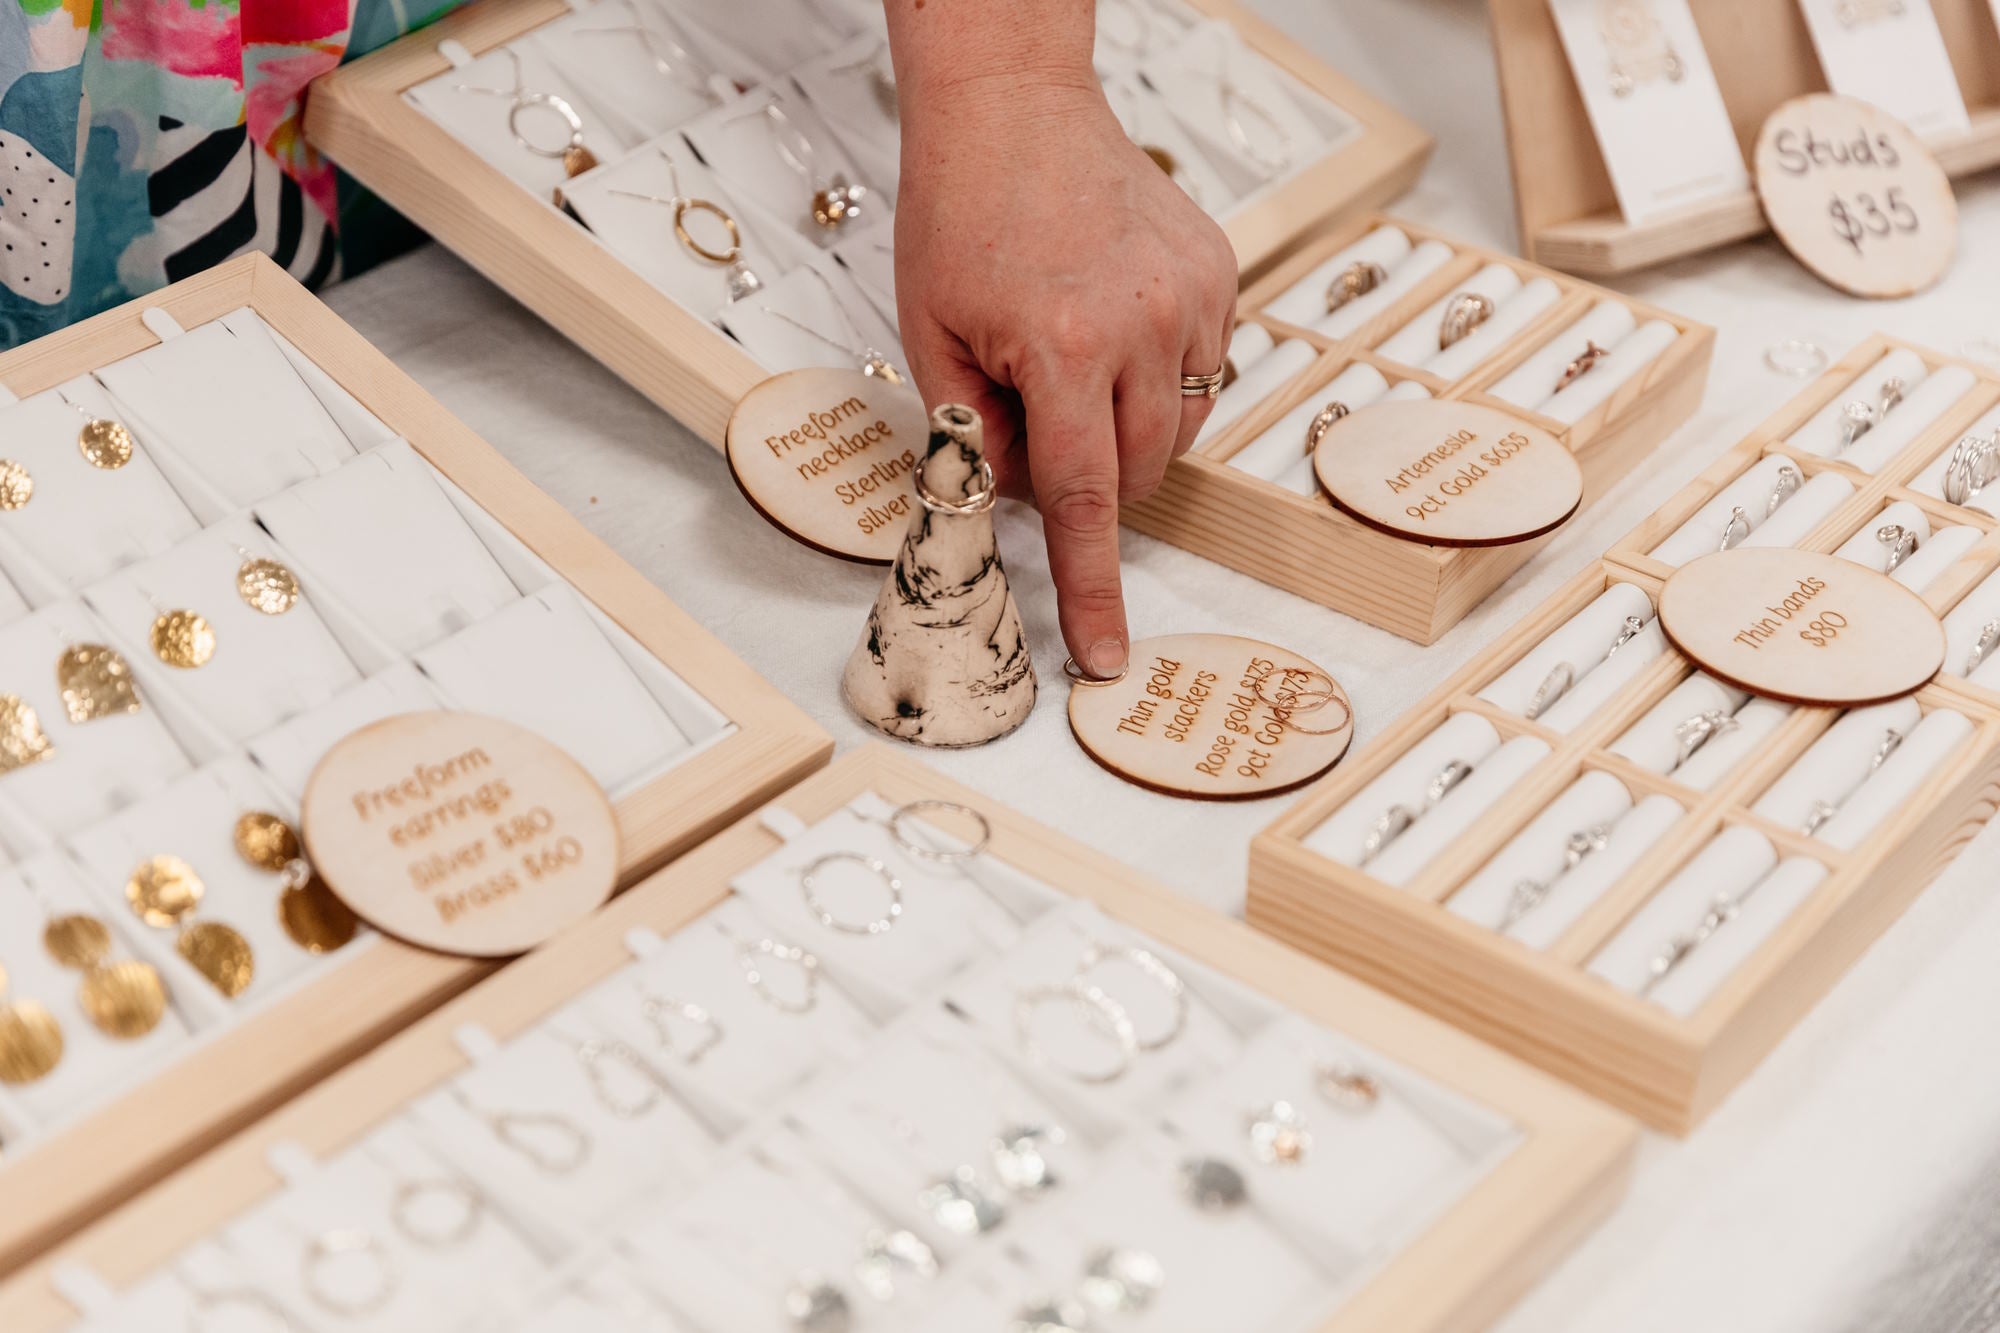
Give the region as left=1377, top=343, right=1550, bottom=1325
left=1041, top=477, right=1120, bottom=534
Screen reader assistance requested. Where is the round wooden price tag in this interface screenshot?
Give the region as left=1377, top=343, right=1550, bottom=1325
left=726, top=368, right=930, bottom=563
left=1312, top=400, right=1582, bottom=548
left=1658, top=549, right=1944, bottom=707
left=300, top=711, right=621, bottom=957
left=1753, top=93, right=1957, bottom=299
left=1067, top=634, right=1353, bottom=800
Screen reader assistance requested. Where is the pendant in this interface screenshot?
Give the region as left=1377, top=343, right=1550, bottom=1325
left=78, top=419, right=135, bottom=469
left=990, top=1122, right=1066, bottom=1195
left=178, top=920, right=255, bottom=998
left=563, top=143, right=599, bottom=177
left=918, top=1166, right=1007, bottom=1236
left=0, top=694, right=56, bottom=772
left=150, top=609, right=216, bottom=669
left=727, top=261, right=765, bottom=301
left=811, top=176, right=868, bottom=231
left=1080, top=1246, right=1165, bottom=1313
left=56, top=643, right=142, bottom=724
left=860, top=353, right=903, bottom=385
left=236, top=557, right=301, bottom=616
left=853, top=1228, right=937, bottom=1302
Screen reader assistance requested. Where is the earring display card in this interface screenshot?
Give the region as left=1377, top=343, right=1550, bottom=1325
left=1544, top=0, right=1751, bottom=227
left=0, top=255, right=829, bottom=1281
left=1492, top=0, right=2000, bottom=275
left=0, top=747, right=1636, bottom=1333
left=1123, top=213, right=1712, bottom=643
left=1249, top=333, right=2000, bottom=1134
left=305, top=0, right=1432, bottom=448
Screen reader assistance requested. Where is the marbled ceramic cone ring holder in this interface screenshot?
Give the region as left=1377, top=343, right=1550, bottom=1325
left=842, top=403, right=1037, bottom=746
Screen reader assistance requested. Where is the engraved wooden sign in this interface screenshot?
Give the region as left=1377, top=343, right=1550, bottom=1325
left=725, top=368, right=931, bottom=563
left=1067, top=634, right=1353, bottom=800
left=301, top=711, right=621, bottom=957
left=1658, top=549, right=1945, bottom=707
left=1753, top=94, right=1957, bottom=300
left=1312, top=400, right=1582, bottom=548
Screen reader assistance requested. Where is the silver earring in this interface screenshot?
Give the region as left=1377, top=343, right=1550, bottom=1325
left=739, top=937, right=821, bottom=1014
left=390, top=1178, right=485, bottom=1248
left=641, top=992, right=723, bottom=1064
left=1014, top=979, right=1138, bottom=1084
left=1074, top=942, right=1187, bottom=1051
left=301, top=1228, right=397, bottom=1320
left=799, top=852, right=904, bottom=936
left=1245, top=1098, right=1312, bottom=1166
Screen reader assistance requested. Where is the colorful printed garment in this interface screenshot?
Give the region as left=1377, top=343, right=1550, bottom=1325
left=0, top=0, right=462, bottom=348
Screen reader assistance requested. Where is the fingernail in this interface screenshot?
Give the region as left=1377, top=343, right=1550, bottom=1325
left=1087, top=638, right=1128, bottom=679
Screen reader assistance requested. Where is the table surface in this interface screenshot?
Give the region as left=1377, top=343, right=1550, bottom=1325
left=322, top=2, right=2000, bottom=1327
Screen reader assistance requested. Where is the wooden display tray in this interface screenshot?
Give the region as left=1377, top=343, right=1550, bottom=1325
left=0, top=254, right=832, bottom=1277
left=0, top=746, right=1638, bottom=1333
left=304, top=0, right=1434, bottom=448
left=1491, top=0, right=2000, bottom=276
left=1248, top=334, right=2000, bottom=1133
left=1123, top=214, right=1713, bottom=643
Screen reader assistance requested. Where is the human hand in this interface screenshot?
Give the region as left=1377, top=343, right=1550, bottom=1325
left=893, top=70, right=1239, bottom=681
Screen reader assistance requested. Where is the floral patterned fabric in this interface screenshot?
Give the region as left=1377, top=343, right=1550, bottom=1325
left=0, top=0, right=460, bottom=347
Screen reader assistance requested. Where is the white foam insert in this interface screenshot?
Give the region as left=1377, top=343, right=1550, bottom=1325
left=1671, top=697, right=1795, bottom=793
left=1751, top=698, right=1925, bottom=832
left=1421, top=277, right=1563, bottom=383
left=1001, top=1130, right=1329, bottom=1330
left=0, top=379, right=198, bottom=597
left=1228, top=321, right=1277, bottom=374
left=1909, top=401, right=2000, bottom=514
left=1941, top=565, right=2000, bottom=678
left=665, top=0, right=849, bottom=70
left=828, top=219, right=897, bottom=328
left=1649, top=454, right=1804, bottom=566
left=1262, top=226, right=1412, bottom=327
left=409, top=1023, right=716, bottom=1240
left=682, top=85, right=875, bottom=252
left=0, top=600, right=192, bottom=835
left=1739, top=470, right=1854, bottom=550
left=65, top=755, right=348, bottom=1019
left=1093, top=0, right=1204, bottom=73
left=1477, top=582, right=1654, bottom=717
left=414, top=585, right=692, bottom=797
left=564, top=139, right=795, bottom=324
left=222, top=1119, right=556, bottom=1329
left=1270, top=381, right=1431, bottom=497
left=790, top=37, right=902, bottom=200
left=1818, top=708, right=1975, bottom=852
left=940, top=901, right=1251, bottom=1124
left=1367, top=736, right=1554, bottom=888
left=1161, top=1012, right=1513, bottom=1263
left=1643, top=858, right=1828, bottom=1018
left=621, top=1131, right=916, bottom=1332
left=1832, top=500, right=1933, bottom=573
left=0, top=566, right=28, bottom=627
left=81, top=516, right=363, bottom=749
left=1540, top=318, right=1679, bottom=426
left=1445, top=771, right=1635, bottom=931
left=1537, top=621, right=1667, bottom=734
left=1104, top=72, right=1236, bottom=215
left=244, top=663, right=450, bottom=801
left=0, top=852, right=194, bottom=1131
left=1836, top=366, right=1979, bottom=475
left=1373, top=264, right=1523, bottom=369
left=407, top=41, right=629, bottom=199
left=254, top=442, right=523, bottom=657
left=1227, top=362, right=1390, bottom=483
left=720, top=255, right=907, bottom=380
left=1303, top=713, right=1502, bottom=867
left=496, top=1254, right=697, bottom=1333
left=1893, top=523, right=1981, bottom=594
left=1310, top=241, right=1455, bottom=342
left=1586, top=826, right=1778, bottom=994
left=260, top=319, right=400, bottom=452
left=1485, top=301, right=1639, bottom=411
left=1198, top=338, right=1316, bottom=447
left=564, top=896, right=876, bottom=1132
left=91, top=311, right=355, bottom=517
left=536, top=0, right=732, bottom=144
left=1783, top=349, right=1931, bottom=458
left=1508, top=794, right=1686, bottom=951
left=1607, top=673, right=1750, bottom=777
left=786, top=1016, right=1091, bottom=1258
left=61, top=1269, right=200, bottom=1332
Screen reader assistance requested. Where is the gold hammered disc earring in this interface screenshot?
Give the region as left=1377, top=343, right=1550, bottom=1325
left=0, top=459, right=33, bottom=510
left=42, top=913, right=168, bottom=1040
left=55, top=643, right=142, bottom=724
left=148, top=606, right=215, bottom=669
left=235, top=549, right=301, bottom=616
left=126, top=854, right=255, bottom=998
left=0, top=963, right=63, bottom=1085
left=235, top=810, right=359, bottom=955
left=0, top=693, right=55, bottom=772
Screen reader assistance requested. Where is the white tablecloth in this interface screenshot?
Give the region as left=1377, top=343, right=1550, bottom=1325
left=321, top=2, right=2000, bottom=1325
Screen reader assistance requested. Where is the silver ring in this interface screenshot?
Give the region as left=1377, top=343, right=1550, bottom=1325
left=1425, top=758, right=1475, bottom=805
left=888, top=798, right=992, bottom=863
left=1876, top=523, right=1918, bottom=574
left=1871, top=726, right=1905, bottom=770
left=737, top=937, right=821, bottom=1014
left=507, top=90, right=586, bottom=158
left=1767, top=464, right=1803, bottom=518
left=1718, top=505, right=1751, bottom=552
left=1180, top=368, right=1225, bottom=398
left=1606, top=614, right=1647, bottom=657
left=1942, top=432, right=1999, bottom=506
left=1303, top=400, right=1349, bottom=455
left=799, top=851, right=904, bottom=936
left=1499, top=877, right=1550, bottom=932
left=1439, top=291, right=1496, bottom=349
left=1802, top=799, right=1840, bottom=836
left=1565, top=825, right=1611, bottom=868
left=1014, top=979, right=1138, bottom=1084
left=1324, top=260, right=1387, bottom=314
left=1837, top=400, right=1877, bottom=454
left=301, top=1229, right=396, bottom=1319
left=1967, top=618, right=2000, bottom=674
left=1074, top=941, right=1187, bottom=1051
left=913, top=453, right=997, bottom=515
left=1673, top=709, right=1739, bottom=765
left=1359, top=804, right=1417, bottom=865
left=1878, top=375, right=1906, bottom=418
left=1315, top=1061, right=1381, bottom=1111
left=1764, top=338, right=1829, bottom=378
left=1525, top=661, right=1574, bottom=721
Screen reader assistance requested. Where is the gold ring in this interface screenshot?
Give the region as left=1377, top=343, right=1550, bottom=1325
left=1554, top=341, right=1610, bottom=393
left=1063, top=656, right=1127, bottom=686
left=1438, top=291, right=1495, bottom=349
left=1303, top=401, right=1349, bottom=456
left=1324, top=260, right=1388, bottom=314
left=1180, top=369, right=1225, bottom=398
left=913, top=454, right=997, bottom=515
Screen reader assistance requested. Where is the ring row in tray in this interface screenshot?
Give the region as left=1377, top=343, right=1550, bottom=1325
left=0, top=308, right=727, bottom=1151
left=1300, top=554, right=1989, bottom=1020
left=1201, top=220, right=1685, bottom=494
